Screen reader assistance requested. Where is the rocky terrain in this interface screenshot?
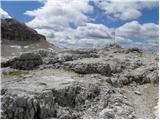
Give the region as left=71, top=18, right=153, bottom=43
left=1, top=19, right=159, bottom=119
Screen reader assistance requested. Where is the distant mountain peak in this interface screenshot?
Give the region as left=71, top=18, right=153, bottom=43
left=1, top=18, right=46, bottom=42
left=1, top=18, right=61, bottom=57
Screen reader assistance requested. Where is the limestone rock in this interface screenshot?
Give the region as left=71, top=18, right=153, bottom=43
left=1, top=52, right=43, bottom=70
left=99, top=108, right=115, bottom=118
left=126, top=47, right=142, bottom=53
left=64, top=62, right=111, bottom=76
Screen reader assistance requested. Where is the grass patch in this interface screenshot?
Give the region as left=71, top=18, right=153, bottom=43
left=137, top=52, right=143, bottom=57
left=2, top=70, right=29, bottom=77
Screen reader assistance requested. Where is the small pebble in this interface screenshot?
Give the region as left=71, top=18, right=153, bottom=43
left=134, top=91, right=142, bottom=95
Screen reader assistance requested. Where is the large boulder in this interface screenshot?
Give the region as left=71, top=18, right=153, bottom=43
left=1, top=52, right=43, bottom=70
left=126, top=47, right=142, bottom=53
left=124, top=66, right=158, bottom=84
left=63, top=62, right=111, bottom=76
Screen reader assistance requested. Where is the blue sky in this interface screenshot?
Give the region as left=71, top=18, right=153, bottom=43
left=1, top=1, right=158, bottom=27
left=1, top=0, right=159, bottom=51
left=1, top=1, right=42, bottom=22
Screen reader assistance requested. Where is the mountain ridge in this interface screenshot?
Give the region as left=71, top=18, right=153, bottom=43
left=1, top=18, right=61, bottom=57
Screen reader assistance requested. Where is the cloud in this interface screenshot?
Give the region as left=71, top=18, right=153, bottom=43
left=116, top=21, right=159, bottom=51
left=116, top=21, right=158, bottom=40
left=36, top=23, right=113, bottom=48
left=74, top=23, right=112, bottom=39
left=25, top=0, right=93, bottom=30
left=120, top=9, right=141, bottom=20
left=36, top=19, right=158, bottom=50
left=73, top=23, right=113, bottom=48
left=94, top=0, right=158, bottom=21
left=35, top=28, right=55, bottom=38
left=0, top=8, right=11, bottom=19
left=24, top=0, right=158, bottom=51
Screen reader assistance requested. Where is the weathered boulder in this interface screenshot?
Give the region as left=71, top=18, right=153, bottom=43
left=109, top=61, right=124, bottom=73
left=124, top=66, right=158, bottom=84
left=1, top=52, right=43, bottom=70
left=99, top=108, right=115, bottom=118
left=47, top=50, right=99, bottom=65
left=1, top=90, right=57, bottom=119
left=34, top=49, right=53, bottom=58
left=126, top=47, right=142, bottom=53
left=56, top=106, right=80, bottom=119
left=63, top=62, right=111, bottom=76
left=142, top=70, right=159, bottom=84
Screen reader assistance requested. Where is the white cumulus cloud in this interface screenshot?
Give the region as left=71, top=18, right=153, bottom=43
left=94, top=0, right=158, bottom=21
left=38, top=23, right=113, bottom=48
left=116, top=21, right=158, bottom=50
left=24, top=0, right=158, bottom=51
left=74, top=23, right=112, bottom=39
left=0, top=8, right=11, bottom=19
left=25, top=0, right=93, bottom=30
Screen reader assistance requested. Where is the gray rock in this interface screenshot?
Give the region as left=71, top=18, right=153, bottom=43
left=142, top=70, right=159, bottom=84
left=47, top=50, right=99, bottom=65
left=102, top=43, right=122, bottom=50
left=1, top=52, right=43, bottom=70
left=126, top=47, right=142, bottom=53
left=134, top=91, right=142, bottom=95
left=64, top=62, right=111, bottom=76
left=56, top=107, right=80, bottom=119
left=124, top=66, right=158, bottom=84
left=1, top=18, right=45, bottom=42
left=99, top=108, right=115, bottom=118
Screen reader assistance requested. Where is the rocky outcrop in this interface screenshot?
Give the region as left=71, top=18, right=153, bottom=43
left=1, top=49, right=99, bottom=70
left=46, top=49, right=99, bottom=64
left=63, top=62, right=111, bottom=76
left=124, top=66, right=159, bottom=84
left=1, top=18, right=45, bottom=42
left=126, top=47, right=143, bottom=53
left=1, top=52, right=43, bottom=70
left=1, top=82, right=135, bottom=119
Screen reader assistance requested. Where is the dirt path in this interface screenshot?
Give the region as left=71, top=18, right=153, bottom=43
left=123, top=83, right=158, bottom=119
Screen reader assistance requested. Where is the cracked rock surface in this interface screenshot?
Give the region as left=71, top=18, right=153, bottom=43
left=1, top=43, right=159, bottom=119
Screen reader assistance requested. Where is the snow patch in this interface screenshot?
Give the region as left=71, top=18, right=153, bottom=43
left=24, top=46, right=29, bottom=48
left=10, top=45, right=21, bottom=49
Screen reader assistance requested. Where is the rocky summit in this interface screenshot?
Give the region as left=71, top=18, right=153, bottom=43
left=1, top=18, right=60, bottom=57
left=1, top=19, right=159, bottom=119
left=1, top=18, right=45, bottom=42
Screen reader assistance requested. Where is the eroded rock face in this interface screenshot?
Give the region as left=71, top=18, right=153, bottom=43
left=124, top=66, right=159, bottom=84
left=47, top=49, right=99, bottom=65
left=1, top=18, right=45, bottom=42
left=1, top=91, right=57, bottom=119
left=63, top=62, right=111, bottom=76
left=1, top=52, right=43, bottom=70
left=1, top=82, right=135, bottom=119
left=126, top=47, right=143, bottom=53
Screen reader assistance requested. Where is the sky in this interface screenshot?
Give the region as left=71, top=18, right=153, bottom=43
left=1, top=0, right=159, bottom=51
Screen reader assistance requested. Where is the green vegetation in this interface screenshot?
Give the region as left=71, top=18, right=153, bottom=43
left=2, top=70, right=29, bottom=77
left=137, top=52, right=143, bottom=57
